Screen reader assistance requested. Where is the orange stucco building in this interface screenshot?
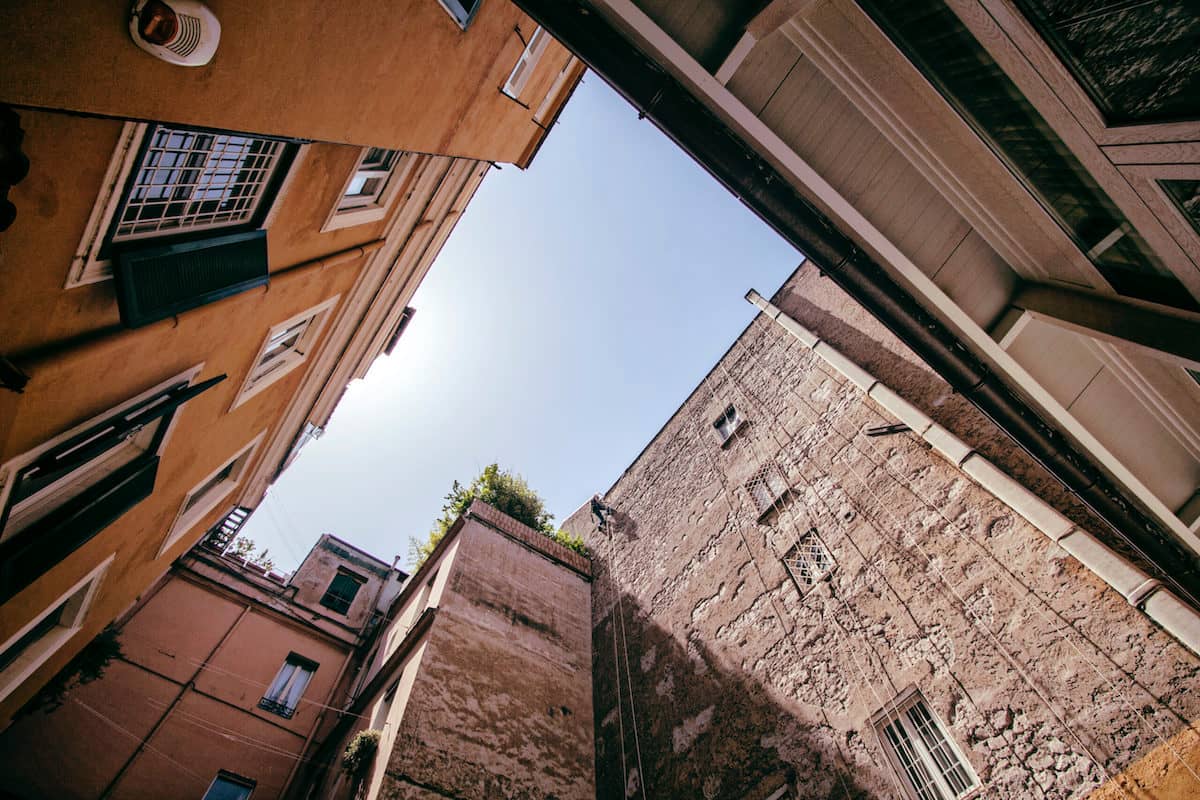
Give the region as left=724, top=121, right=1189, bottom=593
left=0, top=0, right=583, bottom=724
left=0, top=532, right=405, bottom=799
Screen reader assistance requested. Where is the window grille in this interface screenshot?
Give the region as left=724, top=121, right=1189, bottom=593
left=745, top=462, right=788, bottom=515
left=782, top=529, right=834, bottom=589
left=113, top=125, right=289, bottom=243
left=876, top=692, right=978, bottom=800
left=712, top=405, right=743, bottom=443
left=320, top=570, right=366, bottom=615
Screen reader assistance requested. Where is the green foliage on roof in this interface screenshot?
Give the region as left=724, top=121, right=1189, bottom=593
left=409, top=463, right=588, bottom=569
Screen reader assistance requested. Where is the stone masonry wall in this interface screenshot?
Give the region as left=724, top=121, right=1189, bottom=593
left=379, top=516, right=595, bottom=800
left=564, top=266, right=1200, bottom=799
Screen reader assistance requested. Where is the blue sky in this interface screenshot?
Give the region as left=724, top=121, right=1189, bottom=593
left=239, top=76, right=801, bottom=572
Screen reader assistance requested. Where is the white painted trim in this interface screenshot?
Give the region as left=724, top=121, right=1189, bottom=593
left=534, top=56, right=581, bottom=125
left=319, top=150, right=419, bottom=234
left=503, top=25, right=551, bottom=100
left=750, top=290, right=1200, bottom=654
left=65, top=122, right=148, bottom=288
left=588, top=0, right=1200, bottom=555
left=871, top=686, right=979, bottom=800
left=0, top=553, right=115, bottom=705
left=229, top=296, right=341, bottom=412
left=715, top=31, right=756, bottom=86
left=0, top=364, right=204, bottom=541
left=158, top=431, right=266, bottom=558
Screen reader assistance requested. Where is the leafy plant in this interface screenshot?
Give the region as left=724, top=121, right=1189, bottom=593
left=227, top=534, right=276, bottom=572
left=17, top=626, right=122, bottom=716
left=409, top=464, right=589, bottom=568
left=342, top=728, right=381, bottom=780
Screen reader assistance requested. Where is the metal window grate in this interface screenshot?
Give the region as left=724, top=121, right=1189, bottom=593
left=745, top=462, right=788, bottom=514
left=113, top=126, right=287, bottom=242
left=782, top=529, right=834, bottom=589
left=877, top=693, right=978, bottom=799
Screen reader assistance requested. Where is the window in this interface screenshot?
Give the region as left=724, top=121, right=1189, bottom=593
left=370, top=680, right=400, bottom=729
left=0, top=555, right=113, bottom=704
left=436, top=0, right=481, bottom=29
left=874, top=690, right=978, bottom=800
left=782, top=529, right=834, bottom=591
left=1161, top=179, right=1200, bottom=237
left=0, top=368, right=221, bottom=603
left=322, top=148, right=410, bottom=231
left=202, top=771, right=255, bottom=800
left=712, top=405, right=744, bottom=445
left=503, top=26, right=551, bottom=100
left=259, top=654, right=317, bottom=718
left=68, top=123, right=297, bottom=287
left=232, top=297, right=338, bottom=409
left=745, top=463, right=789, bottom=517
left=1012, top=1, right=1199, bottom=125
left=160, top=434, right=264, bottom=557
left=320, top=569, right=366, bottom=615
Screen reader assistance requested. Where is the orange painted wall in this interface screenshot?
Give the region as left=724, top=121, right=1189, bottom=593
left=0, top=110, right=377, bottom=722
left=0, top=567, right=363, bottom=799
left=0, top=0, right=574, bottom=164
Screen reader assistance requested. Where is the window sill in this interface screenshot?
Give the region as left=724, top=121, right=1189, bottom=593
left=257, top=697, right=297, bottom=719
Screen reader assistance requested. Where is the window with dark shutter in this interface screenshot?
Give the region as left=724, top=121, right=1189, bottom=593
left=0, top=373, right=224, bottom=603
left=320, top=570, right=366, bottom=615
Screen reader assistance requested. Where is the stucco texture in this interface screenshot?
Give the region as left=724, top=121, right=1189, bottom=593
left=565, top=266, right=1200, bottom=799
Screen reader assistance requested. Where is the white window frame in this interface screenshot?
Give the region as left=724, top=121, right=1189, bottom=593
left=320, top=148, right=415, bottom=233
left=0, top=365, right=203, bottom=543
left=158, top=431, right=265, bottom=558
left=872, top=688, right=979, bottom=800
left=66, top=123, right=299, bottom=288
left=0, top=554, right=114, bottom=705
left=230, top=297, right=339, bottom=410
left=503, top=26, right=551, bottom=100
left=782, top=528, right=835, bottom=593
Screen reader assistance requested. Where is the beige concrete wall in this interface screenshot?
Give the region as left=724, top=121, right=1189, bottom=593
left=0, top=0, right=573, bottom=165
left=564, top=264, right=1200, bottom=799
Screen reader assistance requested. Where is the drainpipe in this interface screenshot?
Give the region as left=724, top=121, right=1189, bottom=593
left=747, top=289, right=1200, bottom=656
left=100, top=604, right=252, bottom=799
left=509, top=0, right=1200, bottom=606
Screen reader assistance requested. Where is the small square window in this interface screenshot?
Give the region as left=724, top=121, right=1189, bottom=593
left=322, top=147, right=411, bottom=232
left=782, top=529, right=834, bottom=591
left=320, top=569, right=366, bottom=615
left=745, top=462, right=789, bottom=517
left=874, top=689, right=978, bottom=800
left=159, top=434, right=264, bottom=558
left=231, top=298, right=338, bottom=409
left=202, top=771, right=256, bottom=800
left=713, top=405, right=745, bottom=445
left=259, top=654, right=318, bottom=719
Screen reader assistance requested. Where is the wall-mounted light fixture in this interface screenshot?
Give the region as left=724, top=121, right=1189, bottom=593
left=129, top=0, right=221, bottom=67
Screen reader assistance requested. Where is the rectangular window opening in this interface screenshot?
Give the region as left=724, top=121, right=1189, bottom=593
left=259, top=654, right=318, bottom=719
left=232, top=299, right=337, bottom=409
left=713, top=404, right=745, bottom=444
left=202, top=771, right=256, bottom=800
left=160, top=435, right=263, bottom=558
left=503, top=26, right=551, bottom=100
left=320, top=569, right=366, bottom=615
left=745, top=462, right=789, bottom=517
left=874, top=690, right=978, bottom=800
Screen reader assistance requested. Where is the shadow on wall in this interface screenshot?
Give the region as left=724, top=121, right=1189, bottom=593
left=590, top=574, right=876, bottom=799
